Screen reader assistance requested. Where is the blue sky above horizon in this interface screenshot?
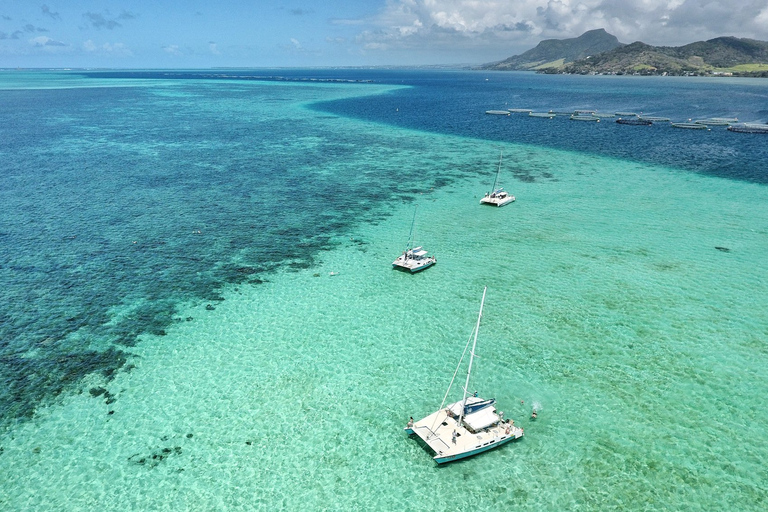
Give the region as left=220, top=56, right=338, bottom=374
left=1, top=1, right=767, bottom=68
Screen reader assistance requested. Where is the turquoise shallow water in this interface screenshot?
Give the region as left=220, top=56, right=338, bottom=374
left=1, top=71, right=768, bottom=510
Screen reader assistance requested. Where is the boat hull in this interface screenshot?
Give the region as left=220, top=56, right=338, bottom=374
left=405, top=397, right=524, bottom=464
left=392, top=258, right=436, bottom=273
left=433, top=434, right=519, bottom=464
left=480, top=196, right=515, bottom=207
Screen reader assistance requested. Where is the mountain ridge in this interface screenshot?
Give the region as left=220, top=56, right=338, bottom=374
left=482, top=29, right=622, bottom=70
left=481, top=30, right=768, bottom=77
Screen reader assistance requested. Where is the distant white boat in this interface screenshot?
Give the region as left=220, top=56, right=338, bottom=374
left=404, top=287, right=524, bottom=464
left=529, top=112, right=556, bottom=118
left=392, top=206, right=436, bottom=273
left=615, top=111, right=639, bottom=117
left=485, top=110, right=510, bottom=115
left=508, top=108, right=532, bottom=113
left=480, top=152, right=515, bottom=207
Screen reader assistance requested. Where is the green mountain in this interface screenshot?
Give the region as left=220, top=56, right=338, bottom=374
left=481, top=29, right=623, bottom=70
left=548, top=36, right=768, bottom=76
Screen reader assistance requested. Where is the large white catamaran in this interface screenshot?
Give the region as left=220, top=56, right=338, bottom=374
left=404, top=287, right=523, bottom=463
left=480, top=152, right=516, bottom=207
left=392, top=205, right=436, bottom=273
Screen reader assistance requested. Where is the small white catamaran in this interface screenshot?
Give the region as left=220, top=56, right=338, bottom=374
left=392, top=205, right=436, bottom=273
left=480, top=152, right=516, bottom=207
left=404, top=287, right=523, bottom=463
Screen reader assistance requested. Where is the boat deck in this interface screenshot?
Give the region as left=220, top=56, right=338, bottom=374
left=405, top=400, right=523, bottom=463
left=480, top=193, right=515, bottom=207
left=392, top=250, right=436, bottom=272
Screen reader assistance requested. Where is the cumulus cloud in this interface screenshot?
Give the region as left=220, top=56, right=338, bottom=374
left=83, top=39, right=133, bottom=56
left=83, top=12, right=121, bottom=30
left=24, top=23, right=48, bottom=33
left=279, top=37, right=321, bottom=56
left=41, top=5, right=61, bottom=20
left=354, top=0, right=768, bottom=55
left=163, top=44, right=182, bottom=55
left=30, top=35, right=67, bottom=47
left=83, top=10, right=136, bottom=30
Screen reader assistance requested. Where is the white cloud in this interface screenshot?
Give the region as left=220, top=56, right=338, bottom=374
left=29, top=36, right=68, bottom=48
left=82, top=39, right=133, bottom=56
left=354, top=0, right=768, bottom=56
left=757, top=6, right=768, bottom=26
left=163, top=44, right=182, bottom=55
left=209, top=42, right=220, bottom=55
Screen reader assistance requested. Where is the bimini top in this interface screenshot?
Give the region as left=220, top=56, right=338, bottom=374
left=448, top=397, right=500, bottom=432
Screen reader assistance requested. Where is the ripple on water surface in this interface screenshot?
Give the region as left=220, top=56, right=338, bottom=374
left=1, top=73, right=767, bottom=510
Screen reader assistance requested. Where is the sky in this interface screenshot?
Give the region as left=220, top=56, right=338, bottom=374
left=1, top=1, right=767, bottom=68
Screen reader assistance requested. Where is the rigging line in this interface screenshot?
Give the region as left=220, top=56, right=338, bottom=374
left=491, top=151, right=502, bottom=191
left=459, top=286, right=487, bottom=429
left=429, top=323, right=475, bottom=434
left=405, top=204, right=418, bottom=251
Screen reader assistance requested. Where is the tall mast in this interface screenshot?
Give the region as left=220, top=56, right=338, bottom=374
left=491, top=152, right=502, bottom=191
left=459, top=286, right=487, bottom=427
left=406, top=205, right=418, bottom=251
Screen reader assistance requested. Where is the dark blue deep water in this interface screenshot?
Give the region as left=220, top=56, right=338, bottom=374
left=316, top=69, right=768, bottom=182
left=1, top=69, right=766, bottom=429
left=88, top=69, right=768, bottom=181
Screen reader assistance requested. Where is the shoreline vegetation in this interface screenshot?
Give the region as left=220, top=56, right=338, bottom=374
left=481, top=29, right=768, bottom=78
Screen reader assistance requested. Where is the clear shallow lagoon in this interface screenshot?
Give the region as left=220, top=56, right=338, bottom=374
left=1, top=70, right=767, bottom=510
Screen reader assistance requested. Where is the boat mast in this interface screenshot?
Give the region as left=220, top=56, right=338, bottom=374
left=406, top=205, right=418, bottom=251
left=491, top=152, right=502, bottom=191
left=459, top=286, right=487, bottom=427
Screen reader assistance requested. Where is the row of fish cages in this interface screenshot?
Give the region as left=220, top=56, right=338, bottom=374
left=485, top=108, right=768, bottom=134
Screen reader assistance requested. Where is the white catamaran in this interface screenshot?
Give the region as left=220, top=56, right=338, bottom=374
left=480, top=152, right=516, bottom=207
left=404, top=287, right=523, bottom=463
left=392, top=206, right=436, bottom=273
